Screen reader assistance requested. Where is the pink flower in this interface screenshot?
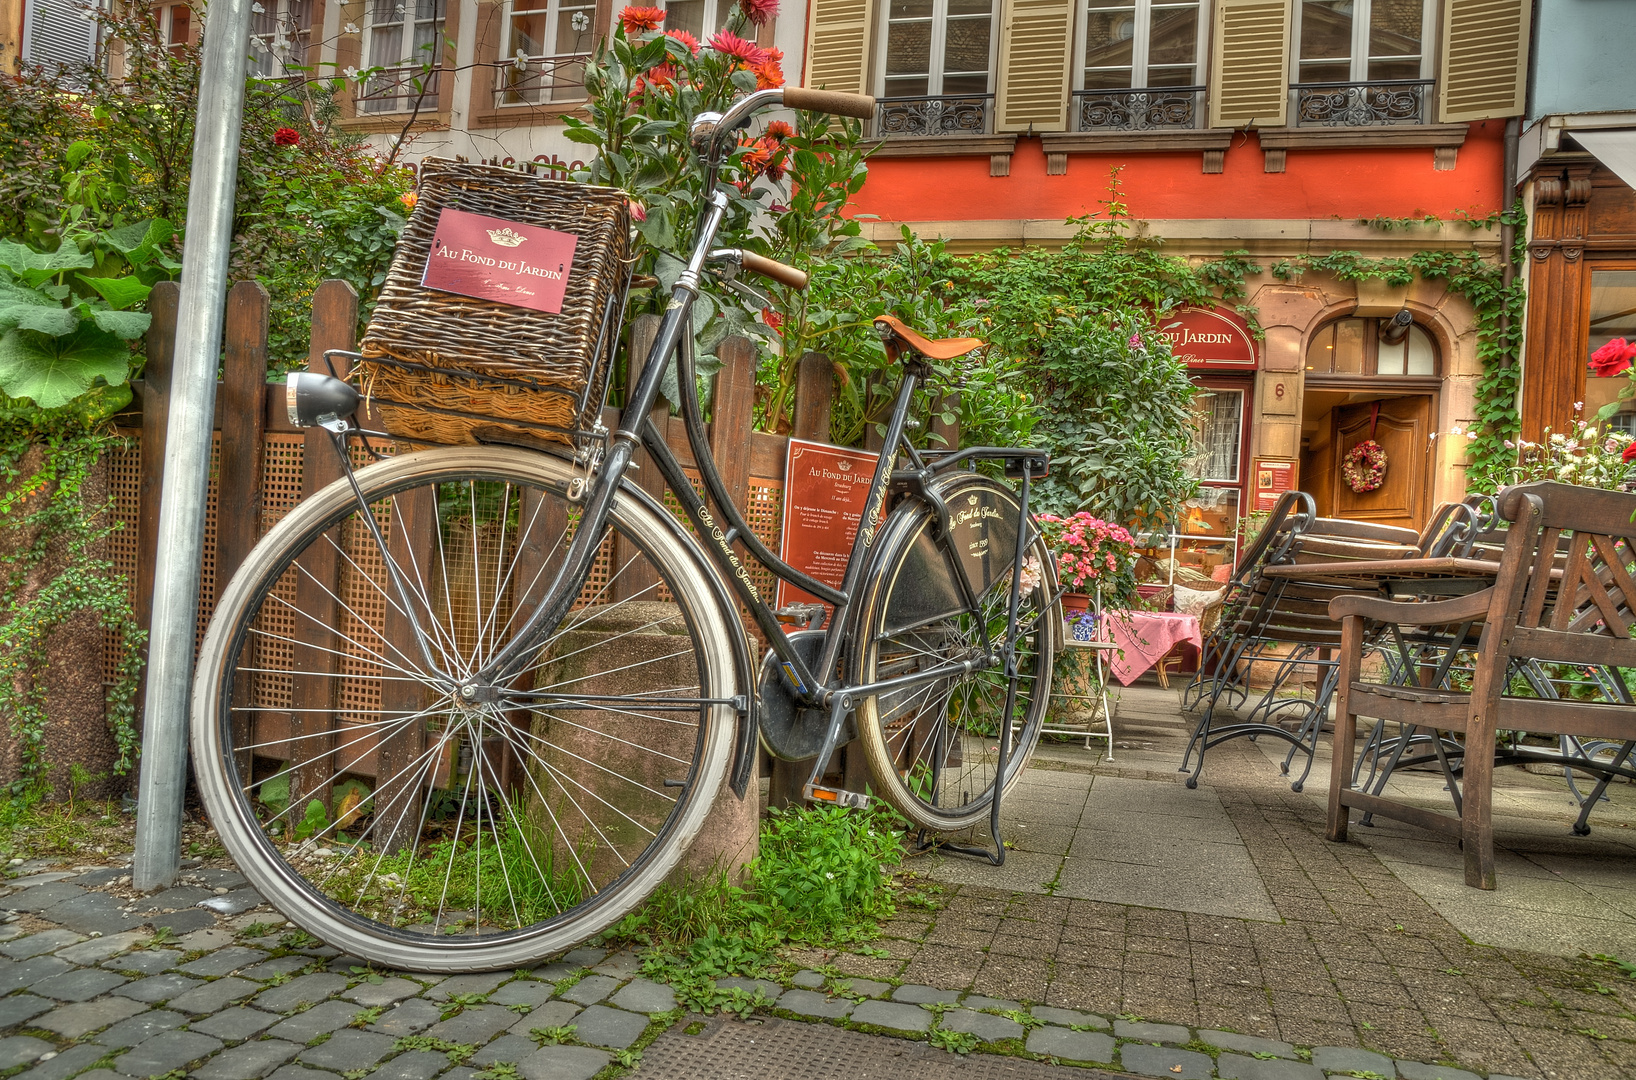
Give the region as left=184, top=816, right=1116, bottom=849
left=628, top=199, right=647, bottom=222
left=738, top=0, right=778, bottom=24
left=665, top=28, right=700, bottom=54
left=708, top=29, right=766, bottom=65
left=1128, top=332, right=1141, bottom=348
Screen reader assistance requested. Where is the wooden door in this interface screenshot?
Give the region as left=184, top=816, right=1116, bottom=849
left=1332, top=396, right=1431, bottom=531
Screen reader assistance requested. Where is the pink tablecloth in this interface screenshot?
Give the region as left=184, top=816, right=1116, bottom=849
left=1100, top=610, right=1202, bottom=686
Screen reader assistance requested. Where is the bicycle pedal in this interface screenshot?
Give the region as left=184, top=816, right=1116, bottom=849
left=803, top=784, right=870, bottom=809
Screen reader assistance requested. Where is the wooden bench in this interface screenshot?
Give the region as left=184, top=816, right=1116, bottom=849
left=1325, top=481, right=1636, bottom=889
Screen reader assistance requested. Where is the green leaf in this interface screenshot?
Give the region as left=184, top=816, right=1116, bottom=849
left=561, top=126, right=604, bottom=146
left=90, top=309, right=151, bottom=339
left=77, top=274, right=152, bottom=311
left=0, top=325, right=134, bottom=409
left=0, top=302, right=80, bottom=337
left=0, top=240, right=94, bottom=288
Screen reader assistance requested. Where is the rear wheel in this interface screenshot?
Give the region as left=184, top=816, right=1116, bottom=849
left=192, top=446, right=736, bottom=971
left=851, top=475, right=1059, bottom=831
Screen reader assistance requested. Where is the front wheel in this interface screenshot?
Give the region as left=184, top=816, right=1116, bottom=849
left=850, top=474, right=1059, bottom=831
left=192, top=446, right=737, bottom=971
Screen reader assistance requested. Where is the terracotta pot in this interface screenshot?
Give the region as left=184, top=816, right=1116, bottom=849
left=1061, top=591, right=1092, bottom=616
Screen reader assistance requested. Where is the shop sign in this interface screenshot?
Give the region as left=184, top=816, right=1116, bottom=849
left=777, top=439, right=882, bottom=617
left=1253, top=459, right=1297, bottom=512
left=1159, top=306, right=1257, bottom=369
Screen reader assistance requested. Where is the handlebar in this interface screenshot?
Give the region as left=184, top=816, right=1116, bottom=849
left=781, top=87, right=877, bottom=119
left=741, top=251, right=808, bottom=290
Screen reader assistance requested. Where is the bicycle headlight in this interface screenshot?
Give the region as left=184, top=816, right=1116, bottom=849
left=286, top=371, right=360, bottom=432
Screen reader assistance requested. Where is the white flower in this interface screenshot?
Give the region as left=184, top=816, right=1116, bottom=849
left=825, top=872, right=834, bottom=880
left=343, top=65, right=359, bottom=79
left=1504, top=440, right=1516, bottom=449
left=345, top=21, right=360, bottom=33
left=1449, top=426, right=1463, bottom=436
left=513, top=48, right=528, bottom=70
left=251, top=1, right=264, bottom=11
left=1575, top=402, right=1585, bottom=411
left=1550, top=432, right=1567, bottom=445
left=571, top=10, right=590, bottom=30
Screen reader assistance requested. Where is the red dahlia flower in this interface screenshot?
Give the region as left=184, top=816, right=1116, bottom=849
left=273, top=127, right=300, bottom=146
left=764, top=119, right=794, bottom=142
left=708, top=30, right=765, bottom=65
left=620, top=5, right=664, bottom=32
left=665, top=28, right=700, bottom=54
left=1591, top=337, right=1636, bottom=378
left=738, top=0, right=779, bottom=25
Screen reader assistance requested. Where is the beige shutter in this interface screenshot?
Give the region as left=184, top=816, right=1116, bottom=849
left=1437, top=0, right=1530, bottom=123
left=1207, top=0, right=1290, bottom=129
left=804, top=0, right=874, bottom=95
left=993, top=0, right=1074, bottom=133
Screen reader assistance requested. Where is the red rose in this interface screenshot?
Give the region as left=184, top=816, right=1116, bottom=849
left=1590, top=337, right=1636, bottom=378
left=273, top=127, right=300, bottom=147
left=1623, top=440, right=1636, bottom=464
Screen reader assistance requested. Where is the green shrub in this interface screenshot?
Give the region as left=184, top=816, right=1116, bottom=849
left=753, top=804, right=903, bottom=937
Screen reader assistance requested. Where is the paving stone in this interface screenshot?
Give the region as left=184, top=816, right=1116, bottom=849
left=426, top=971, right=509, bottom=1001
left=1203, top=1031, right=1298, bottom=1059
left=531, top=962, right=578, bottom=982
left=508, top=1000, right=581, bottom=1037
left=425, top=1003, right=520, bottom=1044
left=340, top=976, right=423, bottom=1007
left=591, top=950, right=642, bottom=978
left=136, top=886, right=214, bottom=912
left=68, top=868, right=126, bottom=887
left=266, top=1066, right=342, bottom=1080
left=31, top=967, right=127, bottom=1001
left=11, top=1042, right=107, bottom=1080
left=490, top=979, right=554, bottom=1009
left=192, top=870, right=248, bottom=890
left=150, top=908, right=217, bottom=934
left=851, top=999, right=933, bottom=1033
left=561, top=947, right=605, bottom=967
left=42, top=894, right=143, bottom=937
left=556, top=974, right=618, bottom=1006
left=56, top=931, right=147, bottom=965
left=112, top=1029, right=225, bottom=1075
left=607, top=977, right=674, bottom=1015
left=90, top=1009, right=187, bottom=1048
left=0, top=994, right=52, bottom=1027
left=775, top=989, right=853, bottom=1020
left=369, top=1049, right=449, bottom=1080
left=962, top=994, right=1021, bottom=1013
left=60, top=1071, right=133, bottom=1080
left=941, top=1008, right=1024, bottom=1042
left=791, top=970, right=825, bottom=989
left=838, top=978, right=893, bottom=998
left=177, top=928, right=236, bottom=951
left=1113, top=1019, right=1191, bottom=1043
left=106, top=948, right=182, bottom=975
left=1, top=930, right=83, bottom=958
left=1395, top=1063, right=1480, bottom=1080
left=267, top=999, right=366, bottom=1043
left=471, top=1034, right=538, bottom=1066
left=114, top=972, right=201, bottom=1003
left=889, top=984, right=958, bottom=1005
left=7, top=883, right=86, bottom=912
left=0, top=1036, right=53, bottom=1070
left=518, top=1043, right=611, bottom=1080
left=567, top=1003, right=648, bottom=1049
left=713, top=977, right=780, bottom=1003
left=169, top=974, right=259, bottom=1013
left=1311, top=1047, right=1396, bottom=1076
left=256, top=972, right=349, bottom=1012
left=191, top=1006, right=282, bottom=1042
left=34, top=996, right=148, bottom=1038
left=297, top=1028, right=397, bottom=1072
left=369, top=997, right=445, bottom=1035
left=0, top=956, right=70, bottom=993
left=190, top=1038, right=302, bottom=1080
left=1218, top=1054, right=1325, bottom=1080
left=1032, top=1005, right=1107, bottom=1029
left=1025, top=1027, right=1116, bottom=1063
left=1119, top=1044, right=1213, bottom=1080
left=198, top=889, right=265, bottom=916
left=5, top=873, right=75, bottom=889
left=240, top=957, right=312, bottom=982
left=178, top=946, right=270, bottom=977
left=443, top=1067, right=478, bottom=1080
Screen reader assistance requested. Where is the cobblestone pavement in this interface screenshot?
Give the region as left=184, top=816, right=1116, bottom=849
left=0, top=687, right=1630, bottom=1080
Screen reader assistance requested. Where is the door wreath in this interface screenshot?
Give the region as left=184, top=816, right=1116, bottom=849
left=1343, top=439, right=1388, bottom=493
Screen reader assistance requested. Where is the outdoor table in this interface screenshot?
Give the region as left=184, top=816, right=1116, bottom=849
left=1259, top=556, right=1503, bottom=597
left=1101, top=610, right=1203, bottom=686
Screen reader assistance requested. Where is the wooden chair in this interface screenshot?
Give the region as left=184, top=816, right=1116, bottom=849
left=1326, top=481, right=1636, bottom=889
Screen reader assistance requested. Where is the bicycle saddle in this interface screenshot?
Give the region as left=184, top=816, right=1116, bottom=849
left=874, top=315, right=983, bottom=361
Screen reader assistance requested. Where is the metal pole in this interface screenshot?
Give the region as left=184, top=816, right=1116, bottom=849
left=131, top=0, right=255, bottom=892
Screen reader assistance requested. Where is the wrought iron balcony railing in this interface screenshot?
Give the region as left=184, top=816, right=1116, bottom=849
left=875, top=94, right=993, bottom=138
left=495, top=54, right=590, bottom=107
left=1293, top=79, right=1432, bottom=127
left=1073, top=86, right=1203, bottom=132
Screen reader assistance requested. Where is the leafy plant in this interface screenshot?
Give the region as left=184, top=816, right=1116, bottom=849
left=754, top=804, right=903, bottom=936
left=929, top=1028, right=979, bottom=1054
left=529, top=1024, right=578, bottom=1045
left=392, top=1035, right=478, bottom=1063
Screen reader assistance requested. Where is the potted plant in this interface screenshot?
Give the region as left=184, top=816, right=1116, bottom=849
left=1034, top=512, right=1139, bottom=618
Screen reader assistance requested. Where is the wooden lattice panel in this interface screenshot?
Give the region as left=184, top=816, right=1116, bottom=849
left=103, top=431, right=142, bottom=689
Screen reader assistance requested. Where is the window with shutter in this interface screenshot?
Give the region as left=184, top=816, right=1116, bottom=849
left=1436, top=0, right=1528, bottom=123
left=994, top=0, right=1075, bottom=132
left=804, top=0, right=873, bottom=95
left=21, top=0, right=99, bottom=77
left=1208, top=0, right=1290, bottom=128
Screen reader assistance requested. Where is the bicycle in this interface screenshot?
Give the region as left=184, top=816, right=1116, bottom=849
left=191, top=86, right=1063, bottom=971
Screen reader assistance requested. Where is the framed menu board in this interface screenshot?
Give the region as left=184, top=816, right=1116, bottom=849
left=776, top=439, right=882, bottom=618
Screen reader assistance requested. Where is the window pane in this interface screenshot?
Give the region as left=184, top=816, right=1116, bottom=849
left=556, top=4, right=592, bottom=53
left=1083, top=67, right=1134, bottom=88
left=1084, top=10, right=1135, bottom=69
left=1300, top=0, right=1352, bottom=61
left=509, top=10, right=547, bottom=56
left=886, top=20, right=931, bottom=77
left=1305, top=324, right=1333, bottom=372
left=1298, top=60, right=1350, bottom=82
left=1148, top=6, right=1196, bottom=68
left=1190, top=389, right=1244, bottom=483
left=666, top=0, right=705, bottom=37
left=948, top=0, right=992, bottom=15
left=1590, top=270, right=1636, bottom=349
left=1367, top=57, right=1419, bottom=80
left=891, top=0, right=933, bottom=18
left=884, top=74, right=931, bottom=95
left=943, top=17, right=991, bottom=77
left=1405, top=324, right=1435, bottom=375
left=1146, top=65, right=1194, bottom=86
left=1334, top=318, right=1365, bottom=373
left=1369, top=0, right=1421, bottom=58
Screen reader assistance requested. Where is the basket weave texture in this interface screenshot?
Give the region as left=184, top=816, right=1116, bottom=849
left=359, top=158, right=631, bottom=446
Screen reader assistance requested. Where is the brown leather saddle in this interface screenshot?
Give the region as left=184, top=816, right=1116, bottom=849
left=873, top=314, right=983, bottom=362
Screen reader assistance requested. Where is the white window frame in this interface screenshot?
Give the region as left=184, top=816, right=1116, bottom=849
left=1072, top=0, right=1207, bottom=93
left=1289, top=0, right=1434, bottom=86
left=496, top=0, right=594, bottom=106
left=248, top=0, right=312, bottom=79
left=359, top=0, right=447, bottom=115
left=872, top=0, right=1000, bottom=101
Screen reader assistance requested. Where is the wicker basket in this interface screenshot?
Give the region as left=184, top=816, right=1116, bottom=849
left=358, top=159, right=632, bottom=447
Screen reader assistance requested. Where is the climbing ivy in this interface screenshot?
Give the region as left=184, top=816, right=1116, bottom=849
left=0, top=416, right=144, bottom=796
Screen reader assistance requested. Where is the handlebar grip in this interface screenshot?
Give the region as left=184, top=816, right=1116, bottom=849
left=741, top=251, right=809, bottom=290
left=782, top=87, right=877, bottom=119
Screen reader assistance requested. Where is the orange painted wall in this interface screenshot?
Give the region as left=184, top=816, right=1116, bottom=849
left=853, top=121, right=1508, bottom=226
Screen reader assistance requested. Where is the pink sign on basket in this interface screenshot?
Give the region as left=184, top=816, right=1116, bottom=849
left=421, top=207, right=578, bottom=314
